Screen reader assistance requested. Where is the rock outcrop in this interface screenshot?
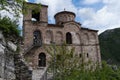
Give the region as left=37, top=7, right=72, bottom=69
left=14, top=53, right=32, bottom=80
left=0, top=31, right=48, bottom=80
left=0, top=31, right=33, bottom=80
left=0, top=31, right=17, bottom=80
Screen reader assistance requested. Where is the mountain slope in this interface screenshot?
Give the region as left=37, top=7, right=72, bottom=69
left=99, top=28, right=120, bottom=65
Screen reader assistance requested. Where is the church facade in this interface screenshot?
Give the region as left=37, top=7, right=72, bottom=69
left=23, top=2, right=101, bottom=69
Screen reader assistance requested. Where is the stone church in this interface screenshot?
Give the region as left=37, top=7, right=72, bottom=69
left=23, top=2, right=101, bottom=77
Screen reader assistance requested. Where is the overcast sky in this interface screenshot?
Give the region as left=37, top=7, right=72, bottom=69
left=1, top=0, right=120, bottom=34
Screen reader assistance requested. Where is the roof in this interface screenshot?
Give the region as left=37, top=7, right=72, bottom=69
left=48, top=23, right=98, bottom=32
left=81, top=27, right=98, bottom=32
left=54, top=11, right=76, bottom=18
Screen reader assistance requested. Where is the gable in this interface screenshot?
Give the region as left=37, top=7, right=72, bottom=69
left=63, top=22, right=81, bottom=32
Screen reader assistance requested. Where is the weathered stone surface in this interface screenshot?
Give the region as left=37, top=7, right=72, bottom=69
left=0, top=44, right=5, bottom=54
left=0, top=78, right=3, bottom=80
left=0, top=32, right=6, bottom=46
left=7, top=41, right=17, bottom=52
left=14, top=54, right=32, bottom=80
left=0, top=32, right=5, bottom=79
left=32, top=67, right=47, bottom=80
left=0, top=31, right=3, bottom=39
left=4, top=49, right=15, bottom=80
left=0, top=31, right=16, bottom=80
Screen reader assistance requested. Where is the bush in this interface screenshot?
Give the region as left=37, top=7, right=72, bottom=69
left=46, top=44, right=120, bottom=80
left=0, top=16, right=21, bottom=38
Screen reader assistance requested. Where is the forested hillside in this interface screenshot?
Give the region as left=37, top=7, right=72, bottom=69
left=99, top=28, right=120, bottom=65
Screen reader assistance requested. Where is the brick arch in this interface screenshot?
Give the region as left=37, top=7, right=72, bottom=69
left=55, top=31, right=63, bottom=44
left=76, top=33, right=81, bottom=44
left=89, top=46, right=98, bottom=63
left=64, top=22, right=81, bottom=31
left=72, top=33, right=81, bottom=44
left=89, top=33, right=96, bottom=44
left=45, top=30, right=53, bottom=44
left=82, top=33, right=89, bottom=45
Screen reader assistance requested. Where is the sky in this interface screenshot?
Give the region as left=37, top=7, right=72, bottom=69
left=1, top=0, right=120, bottom=34
left=28, top=0, right=120, bottom=33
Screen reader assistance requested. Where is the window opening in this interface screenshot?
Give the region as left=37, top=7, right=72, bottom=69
left=87, top=53, right=89, bottom=58
left=32, top=10, right=40, bottom=21
left=38, top=53, right=46, bottom=67
left=79, top=54, right=82, bottom=58
left=66, top=32, right=72, bottom=44
left=33, top=30, right=42, bottom=46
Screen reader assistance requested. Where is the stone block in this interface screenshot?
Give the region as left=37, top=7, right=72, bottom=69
left=7, top=41, right=17, bottom=52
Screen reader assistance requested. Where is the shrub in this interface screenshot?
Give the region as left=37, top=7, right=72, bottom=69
left=46, top=43, right=120, bottom=80
left=0, top=16, right=21, bottom=38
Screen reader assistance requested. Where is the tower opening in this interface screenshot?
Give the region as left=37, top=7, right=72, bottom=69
left=33, top=30, right=42, bottom=46
left=38, top=53, right=46, bottom=67
left=32, top=10, right=40, bottom=21
left=66, top=32, right=72, bottom=44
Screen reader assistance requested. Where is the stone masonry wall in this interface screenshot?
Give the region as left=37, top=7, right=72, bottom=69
left=23, top=21, right=101, bottom=68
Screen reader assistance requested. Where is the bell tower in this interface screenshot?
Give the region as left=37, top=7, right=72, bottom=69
left=23, top=2, right=48, bottom=22
left=23, top=2, right=48, bottom=51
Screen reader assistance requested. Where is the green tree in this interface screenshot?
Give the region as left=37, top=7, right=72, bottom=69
left=0, top=0, right=41, bottom=17
left=0, top=16, right=20, bottom=38
left=46, top=43, right=90, bottom=80
left=0, top=0, right=26, bottom=17
left=46, top=43, right=120, bottom=80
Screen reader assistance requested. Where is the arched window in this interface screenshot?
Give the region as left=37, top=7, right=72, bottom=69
left=90, top=33, right=96, bottom=44
left=66, top=32, right=72, bottom=44
left=87, top=53, right=89, bottom=58
left=33, top=30, right=42, bottom=46
left=82, top=33, right=89, bottom=45
left=38, top=53, right=46, bottom=67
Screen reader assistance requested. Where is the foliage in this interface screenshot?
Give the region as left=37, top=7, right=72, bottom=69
left=0, top=16, right=20, bottom=38
left=46, top=43, right=120, bottom=80
left=0, top=0, right=41, bottom=17
left=0, top=0, right=25, bottom=17
left=46, top=43, right=81, bottom=80
left=23, top=2, right=41, bottom=15
left=99, top=28, right=120, bottom=65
